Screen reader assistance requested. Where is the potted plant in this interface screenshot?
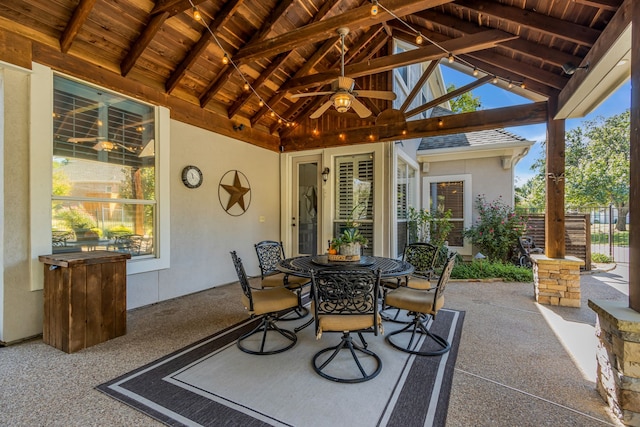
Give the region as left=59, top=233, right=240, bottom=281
left=331, top=204, right=368, bottom=256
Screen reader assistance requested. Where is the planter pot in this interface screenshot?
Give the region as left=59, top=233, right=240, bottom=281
left=340, top=242, right=361, bottom=256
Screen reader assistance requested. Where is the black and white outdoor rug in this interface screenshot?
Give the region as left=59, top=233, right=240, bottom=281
left=97, top=308, right=464, bottom=427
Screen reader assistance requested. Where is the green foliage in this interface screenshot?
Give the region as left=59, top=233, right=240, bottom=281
left=516, top=111, right=630, bottom=229
left=451, top=260, right=533, bottom=282
left=592, top=253, right=613, bottom=263
left=107, top=225, right=134, bottom=238
left=446, top=84, right=481, bottom=113
left=463, top=195, right=527, bottom=262
left=591, top=230, right=628, bottom=246
left=55, top=208, right=96, bottom=230
left=331, top=203, right=368, bottom=249
left=407, top=207, right=453, bottom=246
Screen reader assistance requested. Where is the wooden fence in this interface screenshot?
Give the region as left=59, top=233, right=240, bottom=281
left=524, top=213, right=591, bottom=270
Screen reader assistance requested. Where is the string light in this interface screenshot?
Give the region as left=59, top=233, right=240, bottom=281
left=438, top=118, right=444, bottom=127
left=447, top=53, right=454, bottom=63
left=192, top=6, right=201, bottom=21
left=187, top=0, right=292, bottom=128
left=370, top=0, right=379, bottom=16
left=508, top=80, right=513, bottom=88
left=416, top=34, right=424, bottom=45
left=473, top=67, right=479, bottom=77
left=492, top=76, right=499, bottom=84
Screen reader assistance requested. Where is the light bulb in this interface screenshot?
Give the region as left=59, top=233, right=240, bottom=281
left=222, top=54, right=229, bottom=65
left=258, top=99, right=264, bottom=107
left=520, top=82, right=526, bottom=89
left=243, top=82, right=250, bottom=91
left=492, top=76, right=499, bottom=84
left=371, top=1, right=378, bottom=16
left=448, top=53, right=454, bottom=63
left=192, top=7, right=202, bottom=21
left=473, top=67, right=479, bottom=77
left=416, top=34, right=423, bottom=45
left=270, top=111, right=275, bottom=117
left=508, top=80, right=513, bottom=88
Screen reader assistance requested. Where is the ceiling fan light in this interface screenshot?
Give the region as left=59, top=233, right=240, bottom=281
left=333, top=93, right=352, bottom=113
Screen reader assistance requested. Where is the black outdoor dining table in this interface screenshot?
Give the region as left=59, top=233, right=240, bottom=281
left=277, top=255, right=414, bottom=278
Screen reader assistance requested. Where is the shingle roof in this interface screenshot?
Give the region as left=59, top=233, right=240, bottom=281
left=418, top=106, right=533, bottom=151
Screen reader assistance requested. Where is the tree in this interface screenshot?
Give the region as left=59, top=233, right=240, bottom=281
left=446, top=83, right=481, bottom=113
left=516, top=110, right=630, bottom=230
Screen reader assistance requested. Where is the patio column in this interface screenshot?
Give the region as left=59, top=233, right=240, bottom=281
left=544, top=96, right=565, bottom=258
left=630, top=0, right=640, bottom=312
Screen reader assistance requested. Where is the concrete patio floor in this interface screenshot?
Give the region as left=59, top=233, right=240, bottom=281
left=0, top=264, right=628, bottom=426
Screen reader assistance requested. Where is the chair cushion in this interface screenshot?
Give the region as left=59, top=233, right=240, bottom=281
left=406, top=275, right=431, bottom=290
left=316, top=313, right=382, bottom=338
left=261, top=273, right=287, bottom=288
left=385, top=287, right=444, bottom=314
left=243, top=287, right=299, bottom=316
left=285, top=275, right=311, bottom=289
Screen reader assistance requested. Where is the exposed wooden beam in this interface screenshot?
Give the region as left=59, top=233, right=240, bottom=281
left=558, top=0, right=633, bottom=115
left=400, top=60, right=439, bottom=112
left=281, top=102, right=548, bottom=150
left=233, top=0, right=454, bottom=61
left=406, top=75, right=492, bottom=117
left=572, top=0, right=620, bottom=12
left=31, top=42, right=280, bottom=151
left=281, top=29, right=517, bottom=92
left=452, top=0, right=600, bottom=47
left=59, top=0, right=96, bottom=54
left=0, top=29, right=32, bottom=69
left=199, top=0, right=297, bottom=107
left=151, top=0, right=208, bottom=17
left=411, top=9, right=582, bottom=69
left=120, top=12, right=169, bottom=77
left=165, top=0, right=246, bottom=93
left=227, top=0, right=341, bottom=119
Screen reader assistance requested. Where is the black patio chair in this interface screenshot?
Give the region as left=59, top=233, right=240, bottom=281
left=254, top=240, right=310, bottom=319
left=384, top=252, right=457, bottom=356
left=310, top=268, right=383, bottom=383
left=230, top=251, right=299, bottom=355
left=517, top=236, right=544, bottom=268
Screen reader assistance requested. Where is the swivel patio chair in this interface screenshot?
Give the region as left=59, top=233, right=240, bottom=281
left=517, top=236, right=544, bottom=268
left=310, top=268, right=383, bottom=383
left=381, top=242, right=440, bottom=322
left=384, top=252, right=457, bottom=356
left=254, top=240, right=310, bottom=319
left=230, top=251, right=299, bottom=355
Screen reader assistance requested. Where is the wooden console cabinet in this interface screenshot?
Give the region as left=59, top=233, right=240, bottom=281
left=39, top=251, right=131, bottom=353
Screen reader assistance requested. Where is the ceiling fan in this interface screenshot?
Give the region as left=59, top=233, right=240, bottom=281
left=290, top=27, right=396, bottom=119
left=67, top=136, right=137, bottom=153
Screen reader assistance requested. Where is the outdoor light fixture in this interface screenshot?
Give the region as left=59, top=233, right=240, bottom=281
left=321, top=167, right=330, bottom=183
left=233, top=123, right=245, bottom=131
left=562, top=62, right=589, bottom=75
left=370, top=0, right=379, bottom=16
left=332, top=92, right=352, bottom=113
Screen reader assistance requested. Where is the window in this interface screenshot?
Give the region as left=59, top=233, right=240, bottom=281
left=396, top=157, right=417, bottom=257
left=51, top=75, right=156, bottom=257
left=334, top=153, right=374, bottom=256
left=423, top=174, right=472, bottom=255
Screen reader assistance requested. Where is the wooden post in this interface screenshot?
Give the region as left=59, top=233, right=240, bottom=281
left=545, top=97, right=566, bottom=258
left=629, top=2, right=640, bottom=311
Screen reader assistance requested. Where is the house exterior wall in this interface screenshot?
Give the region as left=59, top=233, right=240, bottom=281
left=0, top=65, right=281, bottom=344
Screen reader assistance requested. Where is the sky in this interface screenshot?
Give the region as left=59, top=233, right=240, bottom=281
left=439, top=66, right=631, bottom=185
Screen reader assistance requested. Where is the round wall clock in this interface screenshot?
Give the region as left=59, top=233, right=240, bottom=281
left=182, top=165, right=203, bottom=188
left=218, top=170, right=251, bottom=216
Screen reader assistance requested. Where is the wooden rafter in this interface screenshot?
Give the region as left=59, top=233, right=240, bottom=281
left=199, top=0, right=297, bottom=108
left=281, top=29, right=518, bottom=92
left=120, top=12, right=169, bottom=77
left=281, top=102, right=548, bottom=149
left=151, top=0, right=208, bottom=17
left=452, top=0, right=601, bottom=47
left=233, top=0, right=454, bottom=61
left=59, top=0, right=96, bottom=53
left=399, top=60, right=440, bottom=112
left=572, top=0, right=620, bottom=12
left=165, top=0, right=245, bottom=93
left=227, top=0, right=341, bottom=119
left=406, top=75, right=492, bottom=117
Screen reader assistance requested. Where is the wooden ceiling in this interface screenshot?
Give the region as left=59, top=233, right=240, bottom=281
left=0, top=0, right=625, bottom=151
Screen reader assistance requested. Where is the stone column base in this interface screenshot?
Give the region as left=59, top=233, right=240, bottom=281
left=531, top=255, right=584, bottom=307
left=589, top=300, right=640, bottom=426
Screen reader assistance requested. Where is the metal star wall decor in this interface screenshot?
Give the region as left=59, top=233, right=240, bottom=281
left=218, top=170, right=251, bottom=216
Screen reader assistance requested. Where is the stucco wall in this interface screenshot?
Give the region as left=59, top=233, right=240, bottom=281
left=0, top=70, right=281, bottom=343
left=2, top=68, right=42, bottom=343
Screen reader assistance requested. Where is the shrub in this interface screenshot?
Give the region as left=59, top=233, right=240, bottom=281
left=407, top=207, right=453, bottom=246
left=592, top=253, right=613, bottom=263
left=451, top=260, right=533, bottom=282
left=463, top=195, right=527, bottom=263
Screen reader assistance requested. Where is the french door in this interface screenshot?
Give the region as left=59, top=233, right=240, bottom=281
left=291, top=156, right=322, bottom=256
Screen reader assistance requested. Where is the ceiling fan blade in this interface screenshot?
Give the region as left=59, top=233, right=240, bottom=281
left=353, top=90, right=397, bottom=101
left=336, top=76, right=354, bottom=91
left=310, top=100, right=334, bottom=119
left=290, top=91, right=335, bottom=99
left=350, top=98, right=372, bottom=118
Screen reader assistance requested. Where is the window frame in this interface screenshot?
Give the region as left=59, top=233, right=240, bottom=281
left=393, top=149, right=419, bottom=258
left=422, top=174, right=472, bottom=256
left=29, top=64, right=170, bottom=291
